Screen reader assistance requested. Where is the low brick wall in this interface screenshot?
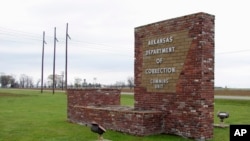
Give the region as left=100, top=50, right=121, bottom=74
left=67, top=89, right=164, bottom=136
left=70, top=105, right=163, bottom=136
left=67, top=89, right=120, bottom=107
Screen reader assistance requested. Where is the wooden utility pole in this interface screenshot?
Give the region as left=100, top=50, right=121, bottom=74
left=53, top=27, right=58, bottom=94
left=41, top=31, right=46, bottom=93
left=65, top=23, right=71, bottom=90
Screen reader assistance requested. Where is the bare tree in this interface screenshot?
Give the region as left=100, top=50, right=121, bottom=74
left=19, top=74, right=26, bottom=88
left=36, top=79, right=41, bottom=88
left=19, top=74, right=33, bottom=88
left=47, top=74, right=62, bottom=88
left=127, top=76, right=134, bottom=89
left=9, top=76, right=17, bottom=88
left=114, top=81, right=126, bottom=89
left=74, top=77, right=82, bottom=88
left=28, top=77, right=33, bottom=88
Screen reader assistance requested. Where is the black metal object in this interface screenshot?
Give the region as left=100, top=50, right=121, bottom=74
left=91, top=122, right=106, bottom=140
left=217, top=112, right=229, bottom=122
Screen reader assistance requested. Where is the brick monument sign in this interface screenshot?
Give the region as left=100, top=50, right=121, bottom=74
left=134, top=12, right=214, bottom=139
left=67, top=12, right=214, bottom=140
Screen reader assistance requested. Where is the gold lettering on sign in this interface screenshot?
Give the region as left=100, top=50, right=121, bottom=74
left=147, top=36, right=173, bottom=46
left=141, top=30, right=192, bottom=93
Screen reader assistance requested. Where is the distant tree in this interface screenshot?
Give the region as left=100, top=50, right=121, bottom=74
left=82, top=79, right=88, bottom=87
left=127, top=76, right=134, bottom=89
left=74, top=77, right=82, bottom=88
left=47, top=74, right=62, bottom=88
left=19, top=74, right=33, bottom=88
left=88, top=83, right=93, bottom=88
left=0, top=74, right=15, bottom=88
left=36, top=79, right=41, bottom=88
left=19, top=74, right=25, bottom=88
left=9, top=76, right=18, bottom=88
left=44, top=83, right=47, bottom=88
left=114, top=81, right=126, bottom=89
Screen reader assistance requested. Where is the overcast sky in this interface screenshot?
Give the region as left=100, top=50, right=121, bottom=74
left=0, top=0, right=250, bottom=88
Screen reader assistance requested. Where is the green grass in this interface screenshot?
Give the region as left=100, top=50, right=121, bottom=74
left=213, top=99, right=250, bottom=141
left=0, top=89, right=250, bottom=141
left=120, top=94, right=134, bottom=106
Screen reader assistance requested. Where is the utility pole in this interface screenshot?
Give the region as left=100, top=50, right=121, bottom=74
left=53, top=27, right=58, bottom=94
left=65, top=23, right=71, bottom=90
left=41, top=31, right=46, bottom=93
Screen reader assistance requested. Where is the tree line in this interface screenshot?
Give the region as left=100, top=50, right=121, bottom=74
left=0, top=73, right=37, bottom=88
left=0, top=73, right=134, bottom=89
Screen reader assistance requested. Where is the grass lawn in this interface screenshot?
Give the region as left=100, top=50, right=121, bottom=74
left=0, top=89, right=250, bottom=141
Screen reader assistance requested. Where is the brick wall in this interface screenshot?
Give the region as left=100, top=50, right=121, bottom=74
left=67, top=89, right=120, bottom=107
left=67, top=89, right=120, bottom=120
left=71, top=106, right=163, bottom=136
left=134, top=12, right=214, bottom=140
left=67, top=89, right=164, bottom=136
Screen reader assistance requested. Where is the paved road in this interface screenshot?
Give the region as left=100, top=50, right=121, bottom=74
left=122, top=92, right=250, bottom=100
left=215, top=95, right=250, bottom=100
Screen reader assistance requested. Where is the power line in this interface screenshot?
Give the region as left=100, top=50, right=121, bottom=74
left=4, top=26, right=249, bottom=56
left=0, top=27, right=42, bottom=41
left=0, top=26, right=133, bottom=55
